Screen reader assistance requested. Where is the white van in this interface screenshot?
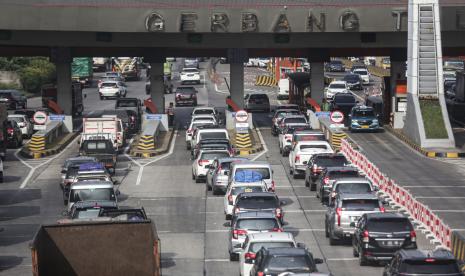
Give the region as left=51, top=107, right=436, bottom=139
left=67, top=180, right=117, bottom=211
left=229, top=161, right=275, bottom=192
left=191, top=128, right=229, bottom=150
left=277, top=78, right=289, bottom=100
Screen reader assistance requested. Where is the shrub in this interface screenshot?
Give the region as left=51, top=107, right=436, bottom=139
left=19, top=59, right=56, bottom=94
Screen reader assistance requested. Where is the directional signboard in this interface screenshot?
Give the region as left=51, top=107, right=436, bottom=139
left=49, top=114, right=65, bottom=121
left=146, top=114, right=162, bottom=121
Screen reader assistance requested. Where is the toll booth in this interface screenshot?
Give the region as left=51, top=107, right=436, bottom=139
left=391, top=80, right=407, bottom=129
left=287, top=72, right=310, bottom=108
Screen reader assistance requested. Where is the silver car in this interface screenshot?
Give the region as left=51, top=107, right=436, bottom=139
left=244, top=93, right=270, bottom=113
left=325, top=193, right=384, bottom=245
left=206, top=157, right=248, bottom=195
left=228, top=211, right=283, bottom=261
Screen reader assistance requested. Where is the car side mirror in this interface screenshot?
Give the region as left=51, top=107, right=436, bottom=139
left=224, top=171, right=229, bottom=176
left=314, top=258, right=324, bottom=264
left=280, top=200, right=286, bottom=206
left=373, top=186, right=380, bottom=192
left=350, top=222, right=356, bottom=227
left=61, top=210, right=69, bottom=217
left=205, top=165, right=211, bottom=169
left=296, top=242, right=306, bottom=249
left=382, top=200, right=389, bottom=206
left=61, top=169, right=66, bottom=174
left=223, top=222, right=231, bottom=227
left=115, top=190, right=121, bottom=196
left=113, top=180, right=119, bottom=185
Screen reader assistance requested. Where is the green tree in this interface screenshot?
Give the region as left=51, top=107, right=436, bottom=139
left=19, top=58, right=56, bottom=94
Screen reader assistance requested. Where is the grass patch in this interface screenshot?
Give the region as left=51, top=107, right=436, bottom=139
left=419, top=99, right=448, bottom=139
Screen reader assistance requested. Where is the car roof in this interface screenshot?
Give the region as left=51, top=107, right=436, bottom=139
left=248, top=232, right=295, bottom=242
left=283, top=115, right=306, bottom=119
left=314, top=153, right=346, bottom=158
left=66, top=156, right=97, bottom=162
left=398, top=249, right=457, bottom=261
left=234, top=211, right=278, bottom=219
left=264, top=247, right=308, bottom=256
left=338, top=192, right=378, bottom=200
left=296, top=140, right=330, bottom=145
left=101, top=80, right=119, bottom=84
left=191, top=120, right=216, bottom=125
left=199, top=149, right=229, bottom=154
left=197, top=128, right=227, bottom=133
left=353, top=105, right=374, bottom=111
left=294, top=130, right=323, bottom=134
left=365, top=212, right=407, bottom=220
left=71, top=181, right=114, bottom=189
left=231, top=182, right=266, bottom=187
left=8, top=114, right=26, bottom=118
left=333, top=177, right=370, bottom=184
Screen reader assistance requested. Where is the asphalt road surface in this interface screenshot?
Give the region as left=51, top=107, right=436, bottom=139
left=0, top=59, right=459, bottom=276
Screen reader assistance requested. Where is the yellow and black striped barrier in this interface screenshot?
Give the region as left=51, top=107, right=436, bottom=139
left=255, top=75, right=278, bottom=87
left=235, top=132, right=253, bottom=155
left=28, top=135, right=45, bottom=159
left=330, top=132, right=347, bottom=150
left=137, top=135, right=156, bottom=151
left=451, top=232, right=465, bottom=266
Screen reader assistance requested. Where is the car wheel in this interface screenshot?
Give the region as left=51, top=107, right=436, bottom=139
left=192, top=172, right=195, bottom=180
left=325, top=222, right=329, bottom=237
left=212, top=188, right=219, bottom=196
left=353, top=243, right=359, bottom=257
left=207, top=183, right=212, bottom=191
left=359, top=248, right=368, bottom=266
left=229, top=252, right=238, bottom=262
left=195, top=177, right=202, bottom=183
left=186, top=144, right=191, bottom=150
left=310, top=183, right=316, bottom=191
left=100, top=96, right=103, bottom=100
left=0, top=172, right=3, bottom=183
left=293, top=173, right=298, bottom=179
left=279, top=147, right=282, bottom=154
left=289, top=169, right=293, bottom=175
left=305, top=180, right=309, bottom=187
left=225, top=214, right=231, bottom=220
left=63, top=199, right=68, bottom=205
left=329, top=231, right=338, bottom=246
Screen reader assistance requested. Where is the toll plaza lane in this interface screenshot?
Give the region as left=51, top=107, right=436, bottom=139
left=347, top=132, right=465, bottom=238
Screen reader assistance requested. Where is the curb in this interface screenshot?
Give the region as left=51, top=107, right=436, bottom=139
left=385, top=126, right=465, bottom=158
left=20, top=132, right=79, bottom=159
left=130, top=129, right=174, bottom=158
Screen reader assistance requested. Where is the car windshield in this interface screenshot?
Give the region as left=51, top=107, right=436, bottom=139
left=70, top=188, right=115, bottom=203
left=194, top=109, right=214, bottom=115
left=341, top=199, right=379, bottom=210
left=231, top=186, right=264, bottom=195
left=200, top=132, right=227, bottom=140
left=315, top=156, right=348, bottom=167
left=284, top=118, right=307, bottom=124
left=335, top=183, right=371, bottom=194
left=237, top=196, right=279, bottom=209
left=300, top=144, right=328, bottom=151
left=367, top=217, right=412, bottom=232
left=101, top=83, right=117, bottom=88
left=200, top=152, right=230, bottom=160
left=193, top=117, right=214, bottom=122
left=353, top=110, right=375, bottom=117
left=444, top=61, right=464, bottom=69
left=236, top=218, right=279, bottom=230
left=105, top=73, right=119, bottom=77
left=176, top=88, right=196, bottom=94
left=250, top=94, right=269, bottom=100
left=8, top=116, right=24, bottom=123
left=86, top=142, right=110, bottom=150
left=344, top=75, right=360, bottom=81
left=329, top=170, right=359, bottom=179
left=249, top=242, right=294, bottom=253
left=74, top=209, right=102, bottom=219
left=236, top=168, right=271, bottom=179
left=116, top=101, right=137, bottom=107
left=354, top=70, right=368, bottom=75
left=277, top=111, right=300, bottom=118
left=191, top=122, right=215, bottom=129
left=183, top=69, right=199, bottom=73
left=330, top=83, right=346, bottom=89
left=400, top=260, right=460, bottom=274
left=334, top=96, right=356, bottom=103
left=331, top=61, right=342, bottom=65
left=267, top=256, right=312, bottom=271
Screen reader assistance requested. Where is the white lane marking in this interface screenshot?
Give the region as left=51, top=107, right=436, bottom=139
left=204, top=259, right=230, bottom=262
left=430, top=210, right=465, bottom=212
left=17, top=135, right=79, bottom=189
left=124, top=130, right=177, bottom=186
left=206, top=229, right=229, bottom=233
left=327, top=258, right=358, bottom=261
left=415, top=196, right=465, bottom=199
left=214, top=83, right=229, bottom=94
left=202, top=72, right=206, bottom=89
left=251, top=128, right=268, bottom=161
left=404, top=185, right=465, bottom=188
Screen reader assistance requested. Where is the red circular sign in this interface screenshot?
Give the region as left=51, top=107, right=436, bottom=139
left=330, top=111, right=344, bottom=124
left=33, top=111, right=48, bottom=125
left=235, top=110, right=249, bottom=122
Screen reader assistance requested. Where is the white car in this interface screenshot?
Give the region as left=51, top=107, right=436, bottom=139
left=278, top=123, right=309, bottom=157
left=180, top=68, right=201, bottom=84
left=190, top=128, right=229, bottom=152
left=191, top=115, right=217, bottom=124
left=256, top=58, right=271, bottom=68
left=324, top=81, right=349, bottom=100
left=229, top=161, right=275, bottom=192
left=277, top=78, right=289, bottom=100
left=98, top=81, right=127, bottom=99
left=245, top=58, right=259, bottom=67
left=223, top=182, right=267, bottom=219
left=8, top=114, right=33, bottom=138
left=192, top=150, right=231, bottom=183
left=185, top=120, right=216, bottom=150
left=191, top=107, right=218, bottom=120
left=353, top=68, right=370, bottom=84
left=289, top=141, right=333, bottom=179
left=239, top=232, right=298, bottom=276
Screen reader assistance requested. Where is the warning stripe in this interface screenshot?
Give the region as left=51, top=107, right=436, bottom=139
left=137, top=135, right=155, bottom=150
left=255, top=75, right=278, bottom=87
left=29, top=135, right=45, bottom=151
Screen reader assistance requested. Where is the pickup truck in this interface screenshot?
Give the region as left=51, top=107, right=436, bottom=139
left=81, top=117, right=124, bottom=151
left=31, top=219, right=161, bottom=276
left=79, top=139, right=117, bottom=174
left=289, top=141, right=334, bottom=179
left=115, top=98, right=142, bottom=133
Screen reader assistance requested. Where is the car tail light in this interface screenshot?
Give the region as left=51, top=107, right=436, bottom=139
left=187, top=129, right=192, bottom=134
left=425, top=258, right=436, bottom=263
left=285, top=134, right=292, bottom=140
left=176, top=94, right=181, bottom=99
left=336, top=207, right=342, bottom=226
left=198, top=159, right=209, bottom=166
left=257, top=272, right=264, bottom=276
left=228, top=195, right=233, bottom=204
left=410, top=230, right=416, bottom=242
left=7, top=128, right=13, bottom=135
left=216, top=165, right=222, bottom=173
left=323, top=177, right=330, bottom=186
left=130, top=115, right=135, bottom=123
left=362, top=230, right=370, bottom=243
left=295, top=155, right=300, bottom=163
left=192, top=94, right=197, bottom=98
left=272, top=228, right=283, bottom=232
left=270, top=180, right=275, bottom=192
left=379, top=206, right=385, bottom=212
left=233, top=229, right=247, bottom=239
left=244, top=252, right=256, bottom=260
left=276, top=208, right=282, bottom=218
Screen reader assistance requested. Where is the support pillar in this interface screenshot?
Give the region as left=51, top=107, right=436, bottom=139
left=310, top=62, right=325, bottom=106
left=389, top=57, right=407, bottom=128
left=51, top=47, right=73, bottom=132
left=228, top=48, right=248, bottom=110
left=148, top=61, right=165, bottom=114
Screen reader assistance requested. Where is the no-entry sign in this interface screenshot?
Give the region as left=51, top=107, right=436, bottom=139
left=33, top=111, right=48, bottom=125
left=235, top=110, right=248, bottom=122
left=330, top=111, right=344, bottom=124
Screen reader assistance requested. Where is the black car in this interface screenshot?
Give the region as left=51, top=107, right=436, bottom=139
left=232, top=192, right=284, bottom=223
left=330, top=93, right=358, bottom=125
left=325, top=60, right=345, bottom=72
left=316, top=166, right=360, bottom=203
left=250, top=247, right=323, bottom=276
left=271, top=109, right=302, bottom=136
left=353, top=212, right=417, bottom=265
left=175, top=86, right=198, bottom=106
left=0, top=90, right=27, bottom=110
left=305, top=153, right=349, bottom=190
left=383, top=249, right=463, bottom=276
left=5, top=120, right=23, bottom=148
left=344, top=74, right=363, bottom=90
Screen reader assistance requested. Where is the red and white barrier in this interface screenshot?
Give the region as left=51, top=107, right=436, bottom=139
left=341, top=139, right=451, bottom=248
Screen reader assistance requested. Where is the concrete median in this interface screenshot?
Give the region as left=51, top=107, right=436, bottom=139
left=130, top=119, right=173, bottom=158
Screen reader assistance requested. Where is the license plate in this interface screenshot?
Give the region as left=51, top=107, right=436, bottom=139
left=383, top=240, right=401, bottom=246
left=361, top=125, right=369, bottom=129
left=244, top=188, right=253, bottom=193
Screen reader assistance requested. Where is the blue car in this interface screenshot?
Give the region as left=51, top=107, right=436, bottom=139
left=349, top=106, right=380, bottom=132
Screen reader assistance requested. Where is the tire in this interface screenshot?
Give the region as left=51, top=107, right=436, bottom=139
left=100, top=96, right=103, bottom=100
left=63, top=199, right=68, bottom=205
left=293, top=173, right=298, bottom=179
left=0, top=172, right=3, bottom=183
left=225, top=214, right=231, bottom=220
left=329, top=231, right=338, bottom=246
left=186, top=144, right=191, bottom=150
left=279, top=147, right=282, bottom=154
left=305, top=180, right=309, bottom=187
left=289, top=169, right=293, bottom=175
left=310, top=183, right=316, bottom=191
left=229, top=252, right=238, bottom=261
left=192, top=172, right=195, bottom=180
left=325, top=222, right=329, bottom=238
left=207, top=183, right=212, bottom=191
left=353, top=244, right=359, bottom=257
left=212, top=188, right=219, bottom=196
left=359, top=249, right=368, bottom=266
left=195, top=177, right=202, bottom=183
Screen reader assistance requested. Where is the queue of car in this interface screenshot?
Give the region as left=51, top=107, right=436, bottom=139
left=272, top=104, right=463, bottom=275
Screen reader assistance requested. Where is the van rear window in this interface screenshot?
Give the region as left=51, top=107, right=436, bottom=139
left=400, top=260, right=460, bottom=274
left=236, top=168, right=270, bottom=179
left=366, top=218, right=412, bottom=232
